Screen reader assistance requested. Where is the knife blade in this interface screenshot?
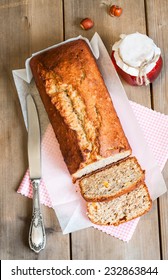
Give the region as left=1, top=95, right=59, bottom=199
left=26, top=94, right=46, bottom=253
left=27, top=94, right=41, bottom=180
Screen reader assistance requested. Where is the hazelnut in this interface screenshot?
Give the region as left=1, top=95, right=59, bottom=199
left=109, top=5, right=123, bottom=17
left=80, top=18, right=94, bottom=30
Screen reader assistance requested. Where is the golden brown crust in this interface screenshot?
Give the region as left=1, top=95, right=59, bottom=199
left=30, top=39, right=131, bottom=176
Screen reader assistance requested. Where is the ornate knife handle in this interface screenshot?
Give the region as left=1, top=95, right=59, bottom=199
left=29, top=179, right=46, bottom=253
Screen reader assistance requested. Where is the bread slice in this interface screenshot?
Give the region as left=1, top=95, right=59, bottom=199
left=79, top=157, right=145, bottom=202
left=87, top=184, right=152, bottom=226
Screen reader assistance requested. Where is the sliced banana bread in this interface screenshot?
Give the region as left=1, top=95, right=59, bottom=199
left=79, top=157, right=145, bottom=202
left=87, top=184, right=152, bottom=226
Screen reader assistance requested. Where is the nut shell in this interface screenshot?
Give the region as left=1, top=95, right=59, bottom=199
left=109, top=5, right=123, bottom=17
left=80, top=18, right=94, bottom=30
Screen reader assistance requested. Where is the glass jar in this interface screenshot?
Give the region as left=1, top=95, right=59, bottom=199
left=111, top=32, right=163, bottom=86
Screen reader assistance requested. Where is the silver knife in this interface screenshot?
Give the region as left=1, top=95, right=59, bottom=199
left=26, top=94, right=46, bottom=253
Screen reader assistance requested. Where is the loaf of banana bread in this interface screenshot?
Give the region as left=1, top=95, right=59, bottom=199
left=30, top=39, right=131, bottom=181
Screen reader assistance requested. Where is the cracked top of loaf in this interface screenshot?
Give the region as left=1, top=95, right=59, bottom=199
left=30, top=39, right=131, bottom=180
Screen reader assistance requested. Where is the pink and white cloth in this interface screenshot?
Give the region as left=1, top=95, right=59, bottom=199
left=18, top=100, right=168, bottom=242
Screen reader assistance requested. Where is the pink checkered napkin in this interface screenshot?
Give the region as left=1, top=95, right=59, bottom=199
left=18, top=170, right=52, bottom=207
left=17, top=101, right=168, bottom=242
left=129, top=101, right=168, bottom=171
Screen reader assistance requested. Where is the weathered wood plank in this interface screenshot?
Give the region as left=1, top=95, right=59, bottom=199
left=28, top=0, right=64, bottom=53
left=159, top=162, right=168, bottom=260
left=0, top=0, right=70, bottom=259
left=64, top=0, right=160, bottom=259
left=145, top=0, right=168, bottom=260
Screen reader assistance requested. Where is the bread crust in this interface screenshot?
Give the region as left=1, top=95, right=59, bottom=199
left=30, top=39, right=131, bottom=178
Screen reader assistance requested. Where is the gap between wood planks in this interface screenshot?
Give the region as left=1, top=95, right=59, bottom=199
left=62, top=0, right=66, bottom=41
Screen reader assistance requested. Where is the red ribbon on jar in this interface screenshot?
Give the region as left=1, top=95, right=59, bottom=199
left=111, top=32, right=163, bottom=86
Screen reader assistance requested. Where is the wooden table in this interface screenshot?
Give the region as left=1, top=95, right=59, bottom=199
left=0, top=0, right=168, bottom=260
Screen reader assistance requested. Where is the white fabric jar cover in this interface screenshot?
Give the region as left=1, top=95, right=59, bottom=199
left=112, top=32, right=161, bottom=85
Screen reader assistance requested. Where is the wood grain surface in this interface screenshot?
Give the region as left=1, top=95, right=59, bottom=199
left=0, top=0, right=167, bottom=260
left=146, top=0, right=168, bottom=260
